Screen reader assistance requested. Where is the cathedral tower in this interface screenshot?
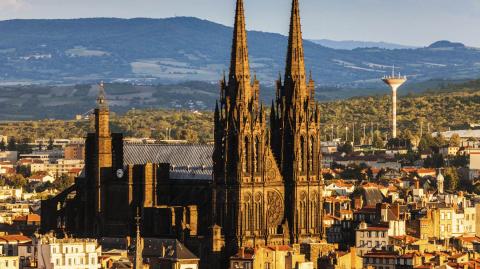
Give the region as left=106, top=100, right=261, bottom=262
left=94, top=82, right=112, bottom=234
left=213, top=0, right=286, bottom=254
left=272, top=0, right=324, bottom=243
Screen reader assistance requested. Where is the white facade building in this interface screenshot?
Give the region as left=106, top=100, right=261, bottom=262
left=37, top=236, right=101, bottom=269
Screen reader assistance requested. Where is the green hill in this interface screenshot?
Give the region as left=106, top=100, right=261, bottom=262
left=1, top=80, right=480, bottom=143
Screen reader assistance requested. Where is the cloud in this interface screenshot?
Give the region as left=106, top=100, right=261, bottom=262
left=0, top=0, right=27, bottom=11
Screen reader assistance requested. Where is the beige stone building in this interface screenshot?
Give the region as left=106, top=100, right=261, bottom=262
left=229, top=246, right=310, bottom=269
left=0, top=256, right=19, bottom=269
left=355, top=222, right=389, bottom=257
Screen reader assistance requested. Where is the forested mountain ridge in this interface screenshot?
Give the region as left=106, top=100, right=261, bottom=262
left=0, top=17, right=479, bottom=87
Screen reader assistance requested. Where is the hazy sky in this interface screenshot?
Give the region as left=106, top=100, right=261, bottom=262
left=1, top=0, right=480, bottom=47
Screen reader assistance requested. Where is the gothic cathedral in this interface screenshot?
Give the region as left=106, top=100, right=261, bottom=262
left=214, top=0, right=325, bottom=252
left=41, top=1, right=325, bottom=268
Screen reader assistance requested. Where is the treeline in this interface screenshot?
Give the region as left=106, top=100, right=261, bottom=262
left=0, top=88, right=479, bottom=143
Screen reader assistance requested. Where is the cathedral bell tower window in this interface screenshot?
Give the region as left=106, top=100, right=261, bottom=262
left=299, top=136, right=305, bottom=172
left=243, top=137, right=250, bottom=173
left=308, top=136, right=314, bottom=171
left=254, top=137, right=260, bottom=173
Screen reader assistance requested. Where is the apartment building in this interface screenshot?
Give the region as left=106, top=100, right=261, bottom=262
left=36, top=236, right=101, bottom=269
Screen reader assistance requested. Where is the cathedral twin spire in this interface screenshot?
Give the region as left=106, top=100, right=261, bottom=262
left=285, top=0, right=308, bottom=101
left=227, top=0, right=309, bottom=105
left=228, top=0, right=252, bottom=105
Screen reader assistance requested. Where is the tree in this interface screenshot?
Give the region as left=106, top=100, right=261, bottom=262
left=179, top=129, right=198, bottom=142
left=7, top=137, right=16, bottom=151
left=17, top=165, right=31, bottom=178
left=451, top=155, right=468, bottom=168
left=434, top=133, right=447, bottom=148
left=322, top=173, right=334, bottom=181
left=449, top=133, right=461, bottom=147
left=337, top=142, right=353, bottom=154
left=372, top=131, right=384, bottom=149
left=6, top=174, right=27, bottom=189
left=424, top=153, right=445, bottom=168
left=36, top=181, right=54, bottom=193
left=0, top=140, right=5, bottom=151
left=17, top=138, right=31, bottom=154
left=444, top=167, right=459, bottom=191
left=53, top=174, right=75, bottom=191
left=47, top=137, right=54, bottom=150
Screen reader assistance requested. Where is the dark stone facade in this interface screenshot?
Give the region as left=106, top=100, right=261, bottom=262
left=41, top=0, right=325, bottom=268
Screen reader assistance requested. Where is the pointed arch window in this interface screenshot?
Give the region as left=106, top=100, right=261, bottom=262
left=254, top=136, right=260, bottom=173
left=308, top=136, right=314, bottom=171
left=243, top=194, right=253, bottom=233
left=300, top=200, right=306, bottom=229
left=299, top=136, right=305, bottom=172
left=243, top=137, right=249, bottom=173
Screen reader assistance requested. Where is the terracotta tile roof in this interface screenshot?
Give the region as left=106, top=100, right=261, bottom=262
left=455, top=235, right=480, bottom=243
left=358, top=226, right=389, bottom=231
left=399, top=252, right=420, bottom=258
left=13, top=214, right=40, bottom=223
left=333, top=180, right=354, bottom=188
left=417, top=168, right=436, bottom=174
left=324, top=196, right=351, bottom=202
left=390, top=235, right=419, bottom=244
left=266, top=245, right=291, bottom=251
left=402, top=168, right=417, bottom=173
left=362, top=182, right=381, bottom=188
left=0, top=235, right=31, bottom=243
left=363, top=251, right=397, bottom=258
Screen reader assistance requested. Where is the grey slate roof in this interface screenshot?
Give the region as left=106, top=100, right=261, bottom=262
left=99, top=237, right=128, bottom=251
left=362, top=188, right=385, bottom=207
left=139, top=238, right=199, bottom=261
left=123, top=143, right=214, bottom=180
